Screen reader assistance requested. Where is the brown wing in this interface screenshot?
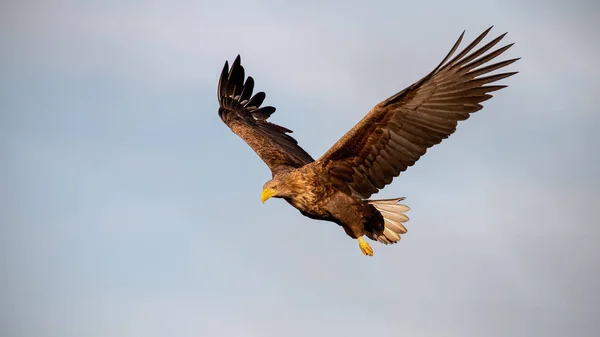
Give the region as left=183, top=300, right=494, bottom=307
left=318, top=27, right=519, bottom=198
left=218, top=55, right=314, bottom=176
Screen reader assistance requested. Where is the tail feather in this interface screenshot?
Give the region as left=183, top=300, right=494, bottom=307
left=367, top=197, right=410, bottom=244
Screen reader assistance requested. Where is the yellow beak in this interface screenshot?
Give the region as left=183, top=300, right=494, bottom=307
left=261, top=188, right=277, bottom=204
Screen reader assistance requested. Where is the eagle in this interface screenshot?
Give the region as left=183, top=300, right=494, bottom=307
left=216, top=27, right=518, bottom=256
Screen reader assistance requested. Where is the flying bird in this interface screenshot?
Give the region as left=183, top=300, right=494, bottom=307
left=216, top=27, right=518, bottom=256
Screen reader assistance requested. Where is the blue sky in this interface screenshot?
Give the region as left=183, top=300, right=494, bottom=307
left=2, top=0, right=599, bottom=336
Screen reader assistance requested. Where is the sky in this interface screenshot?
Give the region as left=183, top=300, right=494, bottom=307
left=2, top=0, right=599, bottom=336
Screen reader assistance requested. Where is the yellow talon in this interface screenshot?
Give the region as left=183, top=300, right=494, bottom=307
left=358, top=236, right=373, bottom=256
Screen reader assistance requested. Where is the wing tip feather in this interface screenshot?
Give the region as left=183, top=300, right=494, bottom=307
left=218, top=55, right=279, bottom=122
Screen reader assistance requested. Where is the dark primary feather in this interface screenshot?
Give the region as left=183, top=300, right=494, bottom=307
left=217, top=55, right=314, bottom=176
left=318, top=26, right=519, bottom=198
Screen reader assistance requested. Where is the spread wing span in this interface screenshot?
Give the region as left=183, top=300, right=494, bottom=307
left=318, top=27, right=519, bottom=199
left=218, top=56, right=314, bottom=176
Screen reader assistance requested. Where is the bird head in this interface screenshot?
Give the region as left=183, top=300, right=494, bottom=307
left=261, top=180, right=280, bottom=204
left=261, top=178, right=289, bottom=204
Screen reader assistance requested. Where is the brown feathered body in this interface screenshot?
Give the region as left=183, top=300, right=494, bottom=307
left=268, top=166, right=386, bottom=239
left=216, top=27, right=519, bottom=249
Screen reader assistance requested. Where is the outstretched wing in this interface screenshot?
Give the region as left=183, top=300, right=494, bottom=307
left=218, top=55, right=314, bottom=176
left=318, top=27, right=519, bottom=199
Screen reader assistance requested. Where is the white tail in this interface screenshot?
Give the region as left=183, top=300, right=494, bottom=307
left=367, top=197, right=410, bottom=244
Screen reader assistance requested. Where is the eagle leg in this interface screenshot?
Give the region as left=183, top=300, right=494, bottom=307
left=358, top=236, right=373, bottom=256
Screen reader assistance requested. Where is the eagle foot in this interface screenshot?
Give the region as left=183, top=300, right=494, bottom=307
left=358, top=236, right=373, bottom=256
